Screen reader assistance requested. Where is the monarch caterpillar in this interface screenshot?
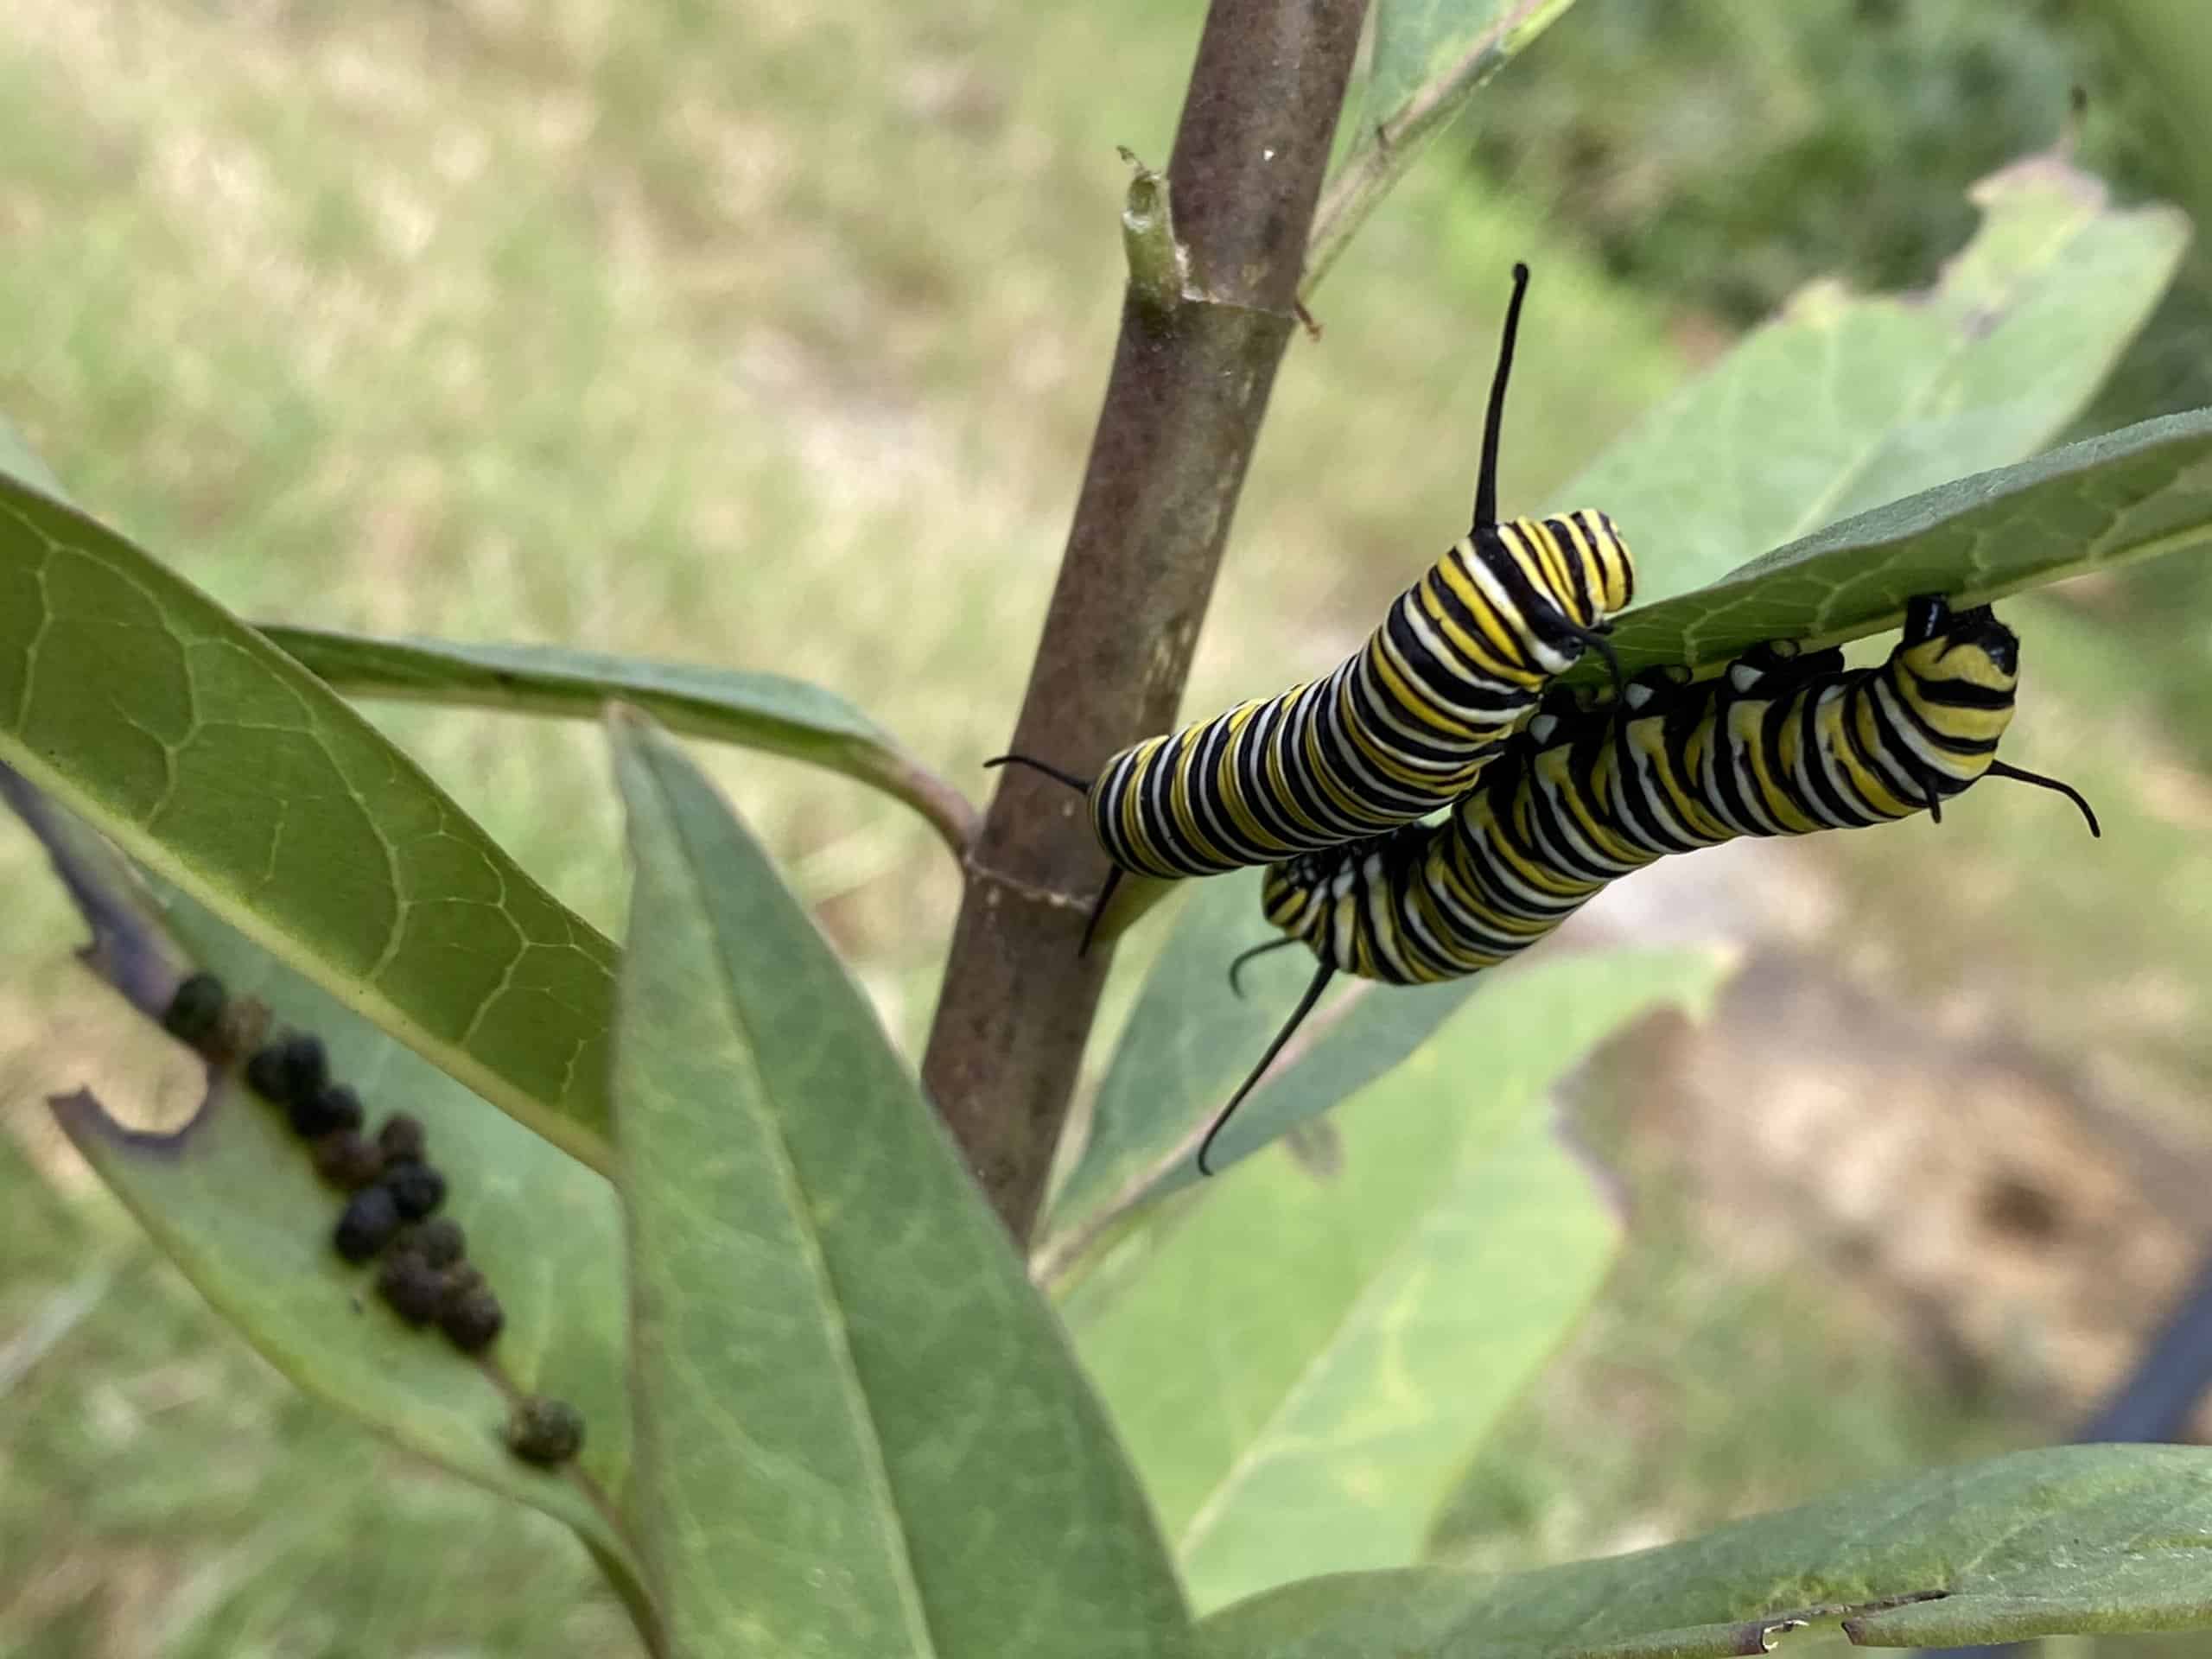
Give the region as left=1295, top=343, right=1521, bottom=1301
left=1198, top=594, right=2100, bottom=1173
left=989, top=264, right=1637, bottom=947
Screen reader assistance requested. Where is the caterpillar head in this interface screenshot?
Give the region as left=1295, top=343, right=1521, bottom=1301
left=1891, top=594, right=2097, bottom=837
left=1569, top=508, right=1637, bottom=622
left=1899, top=594, right=2019, bottom=694
left=1486, top=508, right=1637, bottom=636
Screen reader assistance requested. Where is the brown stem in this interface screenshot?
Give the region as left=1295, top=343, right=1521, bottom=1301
left=919, top=0, right=1369, bottom=1240
left=848, top=747, right=982, bottom=860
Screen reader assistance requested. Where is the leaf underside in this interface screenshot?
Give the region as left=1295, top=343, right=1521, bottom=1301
left=1069, top=947, right=1731, bottom=1613
left=1573, top=406, right=2212, bottom=683
left=10, top=778, right=649, bottom=1631
left=1562, top=152, right=2190, bottom=611
left=0, top=471, right=620, bottom=1168
left=262, top=626, right=973, bottom=851
left=1198, top=1446, right=2212, bottom=1656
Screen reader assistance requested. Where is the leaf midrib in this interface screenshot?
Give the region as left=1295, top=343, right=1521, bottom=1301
left=1173, top=1099, right=1518, bottom=1566
left=641, top=745, right=941, bottom=1659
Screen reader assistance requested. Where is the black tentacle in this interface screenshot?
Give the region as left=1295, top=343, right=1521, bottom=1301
left=1078, top=865, right=1125, bottom=957
left=1198, top=963, right=1337, bottom=1177
left=1226, top=937, right=1301, bottom=998
left=984, top=753, right=1092, bottom=793
left=1471, top=262, right=1532, bottom=532
left=1986, top=759, right=2101, bottom=837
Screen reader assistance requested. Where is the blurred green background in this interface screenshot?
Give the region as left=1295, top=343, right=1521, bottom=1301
left=5, top=0, right=2212, bottom=1651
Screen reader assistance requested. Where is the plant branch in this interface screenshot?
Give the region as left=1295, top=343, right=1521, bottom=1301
left=258, top=626, right=981, bottom=861
left=919, top=0, right=1369, bottom=1240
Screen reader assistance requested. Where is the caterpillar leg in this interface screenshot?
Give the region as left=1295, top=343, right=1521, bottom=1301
left=983, top=756, right=1141, bottom=953
left=1563, top=622, right=1625, bottom=703
left=1077, top=866, right=1124, bottom=958
left=983, top=754, right=1127, bottom=953
left=1904, top=758, right=1945, bottom=825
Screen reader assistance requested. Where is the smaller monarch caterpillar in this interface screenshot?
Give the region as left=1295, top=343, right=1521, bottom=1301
left=1197, top=594, right=2100, bottom=1173
left=988, top=264, right=1637, bottom=949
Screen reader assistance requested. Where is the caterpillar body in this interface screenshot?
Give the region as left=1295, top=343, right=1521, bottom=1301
left=1198, top=594, right=2099, bottom=1172
left=990, top=264, right=1637, bottom=945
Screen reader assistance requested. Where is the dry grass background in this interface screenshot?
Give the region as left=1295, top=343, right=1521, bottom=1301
left=4, top=0, right=2212, bottom=1652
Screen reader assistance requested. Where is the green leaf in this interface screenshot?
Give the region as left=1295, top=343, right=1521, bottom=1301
left=1066, top=948, right=1730, bottom=1615
left=23, top=808, right=649, bottom=1639
left=263, top=626, right=976, bottom=855
left=0, top=473, right=620, bottom=1169
left=1367, top=0, right=1574, bottom=137
left=1306, top=1, right=1582, bottom=298
left=608, top=709, right=1187, bottom=1658
left=1575, top=406, right=2212, bottom=683
left=1046, top=869, right=1301, bottom=1233
left=1197, top=1446, right=2212, bottom=1655
left=1567, top=153, right=2189, bottom=611
left=1042, top=865, right=1718, bottom=1251
left=1039, top=865, right=1508, bottom=1249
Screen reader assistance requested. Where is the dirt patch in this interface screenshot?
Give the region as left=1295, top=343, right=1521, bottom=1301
left=1, top=961, right=203, bottom=1198
left=1618, top=941, right=2211, bottom=1429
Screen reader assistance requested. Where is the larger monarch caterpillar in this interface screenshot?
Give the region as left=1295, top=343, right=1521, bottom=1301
left=990, top=264, right=1637, bottom=947
left=1198, top=594, right=2100, bottom=1173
